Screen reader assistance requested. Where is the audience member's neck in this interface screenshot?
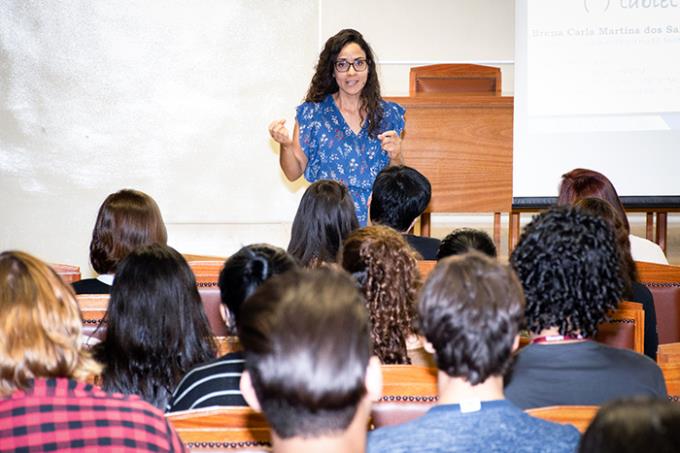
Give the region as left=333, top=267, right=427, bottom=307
left=436, top=371, right=504, bottom=406
left=273, top=401, right=369, bottom=453
left=532, top=327, right=585, bottom=344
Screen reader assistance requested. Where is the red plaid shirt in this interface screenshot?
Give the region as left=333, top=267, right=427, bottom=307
left=0, top=378, right=186, bottom=452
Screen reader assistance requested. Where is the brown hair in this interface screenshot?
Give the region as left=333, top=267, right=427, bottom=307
left=0, top=251, right=101, bottom=396
left=341, top=225, right=419, bottom=364
left=89, top=189, right=168, bottom=274
left=420, top=252, right=524, bottom=384
left=557, top=168, right=630, bottom=232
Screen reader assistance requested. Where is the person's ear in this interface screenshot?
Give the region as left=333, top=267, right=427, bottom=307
left=239, top=371, right=262, bottom=412
left=423, top=339, right=436, bottom=355
left=512, top=334, right=520, bottom=353
left=365, top=356, right=383, bottom=402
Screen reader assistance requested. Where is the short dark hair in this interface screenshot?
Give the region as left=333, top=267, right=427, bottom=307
left=510, top=206, right=624, bottom=338
left=341, top=225, right=418, bottom=365
left=287, top=180, right=359, bottom=267
left=93, top=244, right=215, bottom=409
left=419, top=252, right=524, bottom=384
left=218, top=244, right=297, bottom=330
left=89, top=189, right=167, bottom=274
left=557, top=168, right=630, bottom=232
left=370, top=165, right=431, bottom=232
left=437, top=228, right=497, bottom=260
left=239, top=268, right=370, bottom=439
left=580, top=397, right=680, bottom=453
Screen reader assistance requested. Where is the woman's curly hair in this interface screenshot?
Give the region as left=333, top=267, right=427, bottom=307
left=510, top=206, right=624, bottom=338
left=341, top=225, right=419, bottom=364
left=305, top=29, right=384, bottom=138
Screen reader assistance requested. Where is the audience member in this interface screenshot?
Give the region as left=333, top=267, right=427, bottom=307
left=579, top=397, right=680, bottom=453
left=437, top=227, right=497, bottom=260
left=167, top=244, right=297, bottom=412
left=0, top=251, right=185, bottom=452
left=558, top=168, right=668, bottom=264
left=287, top=179, right=359, bottom=267
left=368, top=252, right=579, bottom=453
left=239, top=268, right=382, bottom=453
left=369, top=165, right=440, bottom=259
left=93, top=244, right=216, bottom=409
left=73, top=189, right=168, bottom=294
left=505, top=207, right=667, bottom=408
left=575, top=197, right=659, bottom=359
left=341, top=225, right=420, bottom=364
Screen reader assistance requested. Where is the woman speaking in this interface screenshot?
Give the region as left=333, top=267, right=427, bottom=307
left=269, top=29, right=405, bottom=226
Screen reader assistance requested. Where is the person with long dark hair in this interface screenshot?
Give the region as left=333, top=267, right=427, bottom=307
left=73, top=188, right=168, bottom=294
left=93, top=244, right=216, bottom=409
left=288, top=179, right=359, bottom=268
left=268, top=28, right=405, bottom=226
left=167, top=244, right=297, bottom=412
left=0, top=251, right=185, bottom=452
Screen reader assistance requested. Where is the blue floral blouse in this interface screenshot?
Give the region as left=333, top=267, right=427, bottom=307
left=296, top=95, right=406, bottom=226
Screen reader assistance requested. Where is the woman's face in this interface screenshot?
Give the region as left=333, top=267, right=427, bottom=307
left=333, top=42, right=368, bottom=98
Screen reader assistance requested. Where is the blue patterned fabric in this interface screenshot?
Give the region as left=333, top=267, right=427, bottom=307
left=296, top=95, right=405, bottom=226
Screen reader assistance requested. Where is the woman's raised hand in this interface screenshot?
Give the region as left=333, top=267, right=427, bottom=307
left=378, top=130, right=403, bottom=162
left=268, top=119, right=293, bottom=146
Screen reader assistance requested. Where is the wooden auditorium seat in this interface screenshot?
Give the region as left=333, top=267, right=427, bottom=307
left=371, top=365, right=438, bottom=428
left=188, top=260, right=230, bottom=337
left=657, top=342, right=680, bottom=402
left=594, top=301, right=645, bottom=354
left=166, top=406, right=271, bottom=451
left=76, top=294, right=109, bottom=342
left=525, top=406, right=599, bottom=433
left=637, top=261, right=680, bottom=344
left=417, top=260, right=437, bottom=281
left=50, top=263, right=81, bottom=283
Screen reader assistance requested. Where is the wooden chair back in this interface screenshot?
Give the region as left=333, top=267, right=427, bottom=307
left=188, top=260, right=230, bottom=337
left=595, top=301, right=645, bottom=354
left=637, top=261, right=680, bottom=344
left=371, top=365, right=438, bottom=428
left=166, top=407, right=271, bottom=451
left=409, top=64, right=501, bottom=95
left=188, top=260, right=224, bottom=286
left=525, top=405, right=599, bottom=433
left=76, top=294, right=109, bottom=341
left=657, top=342, right=680, bottom=401
left=50, top=263, right=81, bottom=283
left=417, top=260, right=437, bottom=282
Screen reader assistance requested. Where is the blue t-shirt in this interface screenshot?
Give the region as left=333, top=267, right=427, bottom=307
left=296, top=94, right=406, bottom=226
left=368, top=400, right=580, bottom=453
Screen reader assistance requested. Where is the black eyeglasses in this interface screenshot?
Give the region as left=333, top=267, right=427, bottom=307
left=334, top=59, right=368, bottom=73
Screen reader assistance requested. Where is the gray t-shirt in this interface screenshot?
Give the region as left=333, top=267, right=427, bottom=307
left=368, top=400, right=579, bottom=453
left=505, top=341, right=667, bottom=409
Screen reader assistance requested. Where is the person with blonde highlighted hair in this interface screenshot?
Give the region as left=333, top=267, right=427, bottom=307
left=0, top=251, right=185, bottom=452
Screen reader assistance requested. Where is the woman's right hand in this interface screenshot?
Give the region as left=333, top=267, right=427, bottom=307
left=268, top=119, right=293, bottom=146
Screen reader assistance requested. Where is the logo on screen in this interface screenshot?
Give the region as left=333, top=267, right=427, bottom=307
left=584, top=0, right=610, bottom=12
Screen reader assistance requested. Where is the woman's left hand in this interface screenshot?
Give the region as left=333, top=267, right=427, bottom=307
left=378, top=130, right=403, bottom=163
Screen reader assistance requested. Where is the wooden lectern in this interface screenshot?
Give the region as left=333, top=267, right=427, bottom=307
left=386, top=64, right=512, bottom=246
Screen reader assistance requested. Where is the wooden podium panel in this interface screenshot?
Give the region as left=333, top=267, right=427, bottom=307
left=385, top=94, right=513, bottom=214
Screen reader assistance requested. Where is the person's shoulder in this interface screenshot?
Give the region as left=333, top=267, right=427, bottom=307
left=517, top=410, right=581, bottom=445
left=367, top=417, right=429, bottom=453
left=296, top=96, right=329, bottom=118
left=381, top=99, right=405, bottom=116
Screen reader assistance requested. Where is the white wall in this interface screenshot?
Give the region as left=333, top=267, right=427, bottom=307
left=0, top=0, right=515, bottom=275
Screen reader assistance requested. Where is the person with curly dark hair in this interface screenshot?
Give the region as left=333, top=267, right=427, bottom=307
left=505, top=206, right=666, bottom=409
left=341, top=225, right=419, bottom=365
left=558, top=168, right=668, bottom=264
left=268, top=29, right=405, bottom=226
left=575, top=197, right=659, bottom=360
